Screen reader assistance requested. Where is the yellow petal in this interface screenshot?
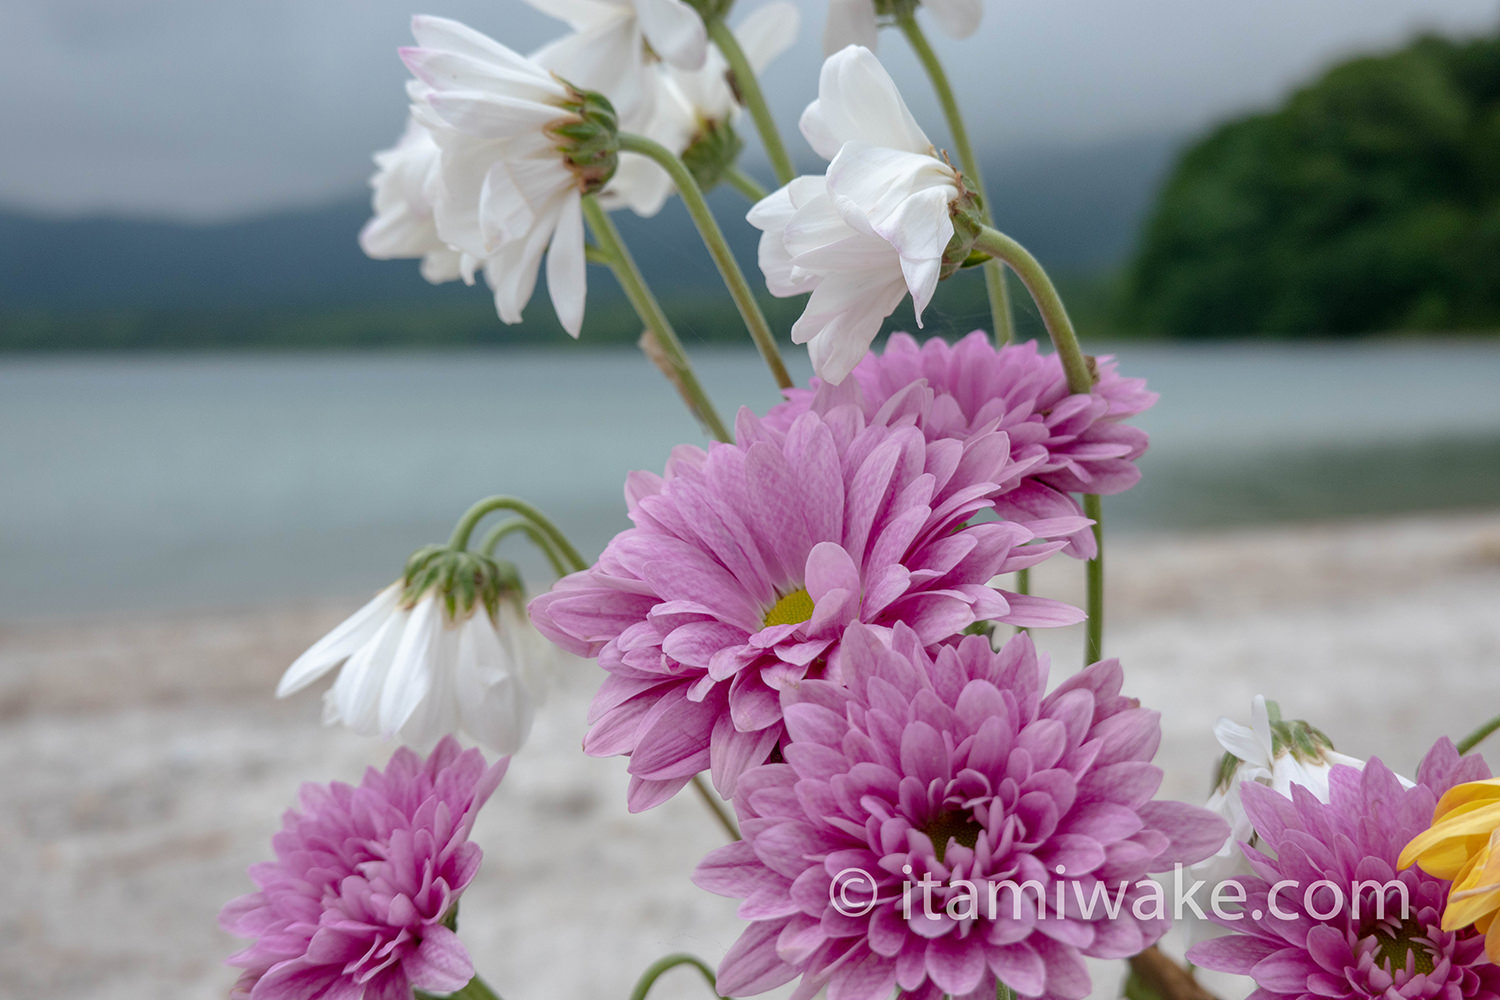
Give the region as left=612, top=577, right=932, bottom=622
left=1435, top=779, right=1500, bottom=822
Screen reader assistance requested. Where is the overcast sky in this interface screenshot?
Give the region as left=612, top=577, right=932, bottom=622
left=6, top=0, right=1496, bottom=220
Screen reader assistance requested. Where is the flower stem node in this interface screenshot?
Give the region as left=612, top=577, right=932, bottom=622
left=941, top=186, right=986, bottom=280
left=681, top=117, right=746, bottom=193
left=402, top=545, right=522, bottom=624
left=550, top=89, right=622, bottom=194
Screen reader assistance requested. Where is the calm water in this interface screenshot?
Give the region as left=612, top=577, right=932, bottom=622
left=3, top=342, right=1499, bottom=621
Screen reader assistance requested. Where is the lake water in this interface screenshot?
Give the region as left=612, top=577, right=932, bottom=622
left=3, top=341, right=1499, bottom=622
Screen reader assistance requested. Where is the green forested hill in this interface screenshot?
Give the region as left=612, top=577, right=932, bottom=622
left=1120, top=33, right=1500, bottom=338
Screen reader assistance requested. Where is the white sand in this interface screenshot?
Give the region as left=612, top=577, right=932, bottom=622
left=4, top=511, right=1500, bottom=999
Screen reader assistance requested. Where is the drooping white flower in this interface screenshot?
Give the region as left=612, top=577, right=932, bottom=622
left=402, top=16, right=619, bottom=337
left=358, top=116, right=471, bottom=285
left=823, top=0, right=983, bottom=54
left=1187, top=695, right=1373, bottom=941
left=527, top=0, right=708, bottom=122
left=277, top=567, right=553, bottom=755
left=749, top=45, right=966, bottom=383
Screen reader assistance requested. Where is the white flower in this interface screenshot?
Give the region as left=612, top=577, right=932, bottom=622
left=749, top=45, right=963, bottom=383
left=1187, top=695, right=1371, bottom=941
left=823, top=0, right=983, bottom=54
left=277, top=583, right=551, bottom=755
left=527, top=0, right=708, bottom=122
left=402, top=16, right=606, bottom=336
left=358, top=115, right=471, bottom=285
left=599, top=2, right=799, bottom=215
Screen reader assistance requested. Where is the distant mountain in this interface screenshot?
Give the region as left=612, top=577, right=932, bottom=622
left=0, top=133, right=1181, bottom=347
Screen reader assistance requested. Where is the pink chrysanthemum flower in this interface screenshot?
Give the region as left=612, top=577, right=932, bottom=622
left=219, top=737, right=505, bottom=1000
left=693, top=624, right=1227, bottom=1000
left=529, top=392, right=1086, bottom=810
left=1188, top=740, right=1500, bottom=999
left=767, top=332, right=1157, bottom=557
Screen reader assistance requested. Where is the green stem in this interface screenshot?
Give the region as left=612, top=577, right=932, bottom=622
left=479, top=518, right=569, bottom=578
left=1458, top=713, right=1500, bottom=755
left=447, top=496, right=587, bottom=573
left=705, top=18, right=795, bottom=186
left=972, top=227, right=1092, bottom=393
left=619, top=132, right=793, bottom=391
left=692, top=774, right=741, bottom=840
left=582, top=197, right=732, bottom=442
left=628, top=954, right=724, bottom=1000
left=896, top=9, right=1014, bottom=344
left=973, top=225, right=1105, bottom=663
left=1083, top=493, right=1105, bottom=663
left=724, top=164, right=769, bottom=202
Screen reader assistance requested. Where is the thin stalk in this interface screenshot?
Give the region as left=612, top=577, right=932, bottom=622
left=1459, top=713, right=1500, bottom=755
left=692, top=774, right=740, bottom=840
left=972, top=227, right=1092, bottom=394
left=479, top=518, right=569, bottom=578
left=447, top=496, right=587, bottom=573
left=582, top=197, right=732, bottom=442
left=896, top=9, right=1014, bottom=344
left=619, top=132, right=793, bottom=391
left=1083, top=494, right=1105, bottom=663
left=973, top=225, right=1104, bottom=663
left=724, top=164, right=769, bottom=202
left=705, top=18, right=795, bottom=186
left=628, top=954, right=724, bottom=1000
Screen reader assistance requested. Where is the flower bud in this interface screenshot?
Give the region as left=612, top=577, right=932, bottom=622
left=682, top=117, right=746, bottom=192
left=549, top=88, right=621, bottom=194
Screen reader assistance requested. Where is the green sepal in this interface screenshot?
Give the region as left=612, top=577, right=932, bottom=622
left=682, top=118, right=746, bottom=193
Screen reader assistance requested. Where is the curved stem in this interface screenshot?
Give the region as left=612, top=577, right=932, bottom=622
left=692, top=774, right=740, bottom=841
left=896, top=9, right=1014, bottom=344
left=972, top=227, right=1092, bottom=394
left=1083, top=494, right=1105, bottom=663
left=582, top=197, right=732, bottom=442
left=724, top=164, right=769, bottom=202
left=628, top=954, right=724, bottom=1000
left=447, top=496, right=587, bottom=573
left=1458, top=713, right=1500, bottom=755
left=705, top=18, right=795, bottom=187
left=480, top=518, right=569, bottom=578
left=619, top=132, right=793, bottom=391
left=973, top=225, right=1105, bottom=664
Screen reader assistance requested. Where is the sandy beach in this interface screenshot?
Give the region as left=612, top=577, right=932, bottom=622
left=4, top=511, right=1500, bottom=1000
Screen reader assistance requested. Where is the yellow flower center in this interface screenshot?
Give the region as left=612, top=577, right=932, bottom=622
left=763, top=588, right=815, bottom=628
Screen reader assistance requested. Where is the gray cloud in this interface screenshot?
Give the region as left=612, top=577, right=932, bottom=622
left=4, top=0, right=1494, bottom=219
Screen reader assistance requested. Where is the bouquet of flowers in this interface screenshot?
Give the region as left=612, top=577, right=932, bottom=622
left=218, top=2, right=1500, bottom=998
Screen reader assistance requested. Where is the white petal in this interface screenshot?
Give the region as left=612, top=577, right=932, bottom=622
left=794, top=272, right=906, bottom=382
left=397, top=617, right=461, bottom=747
left=410, top=16, right=555, bottom=84
left=518, top=0, right=624, bottom=32
left=636, top=0, right=709, bottom=70
left=821, top=0, right=879, bottom=56
left=378, top=595, right=443, bottom=735
left=1214, top=717, right=1267, bottom=766
left=482, top=220, right=553, bottom=324
left=799, top=45, right=930, bottom=160
left=455, top=611, right=536, bottom=754
left=736, top=2, right=800, bottom=74
left=825, top=142, right=958, bottom=252
left=545, top=193, right=588, bottom=337
left=277, top=585, right=401, bottom=697
left=425, top=91, right=570, bottom=141
left=325, top=607, right=409, bottom=734
left=924, top=0, right=984, bottom=40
